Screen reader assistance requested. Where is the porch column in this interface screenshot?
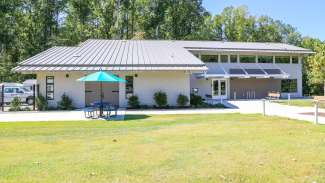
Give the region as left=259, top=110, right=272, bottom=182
left=119, top=73, right=127, bottom=107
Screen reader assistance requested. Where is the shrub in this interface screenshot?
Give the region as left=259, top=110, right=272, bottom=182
left=10, top=97, right=21, bottom=111
left=36, top=95, right=48, bottom=111
left=154, top=91, right=167, bottom=108
left=190, top=94, right=203, bottom=107
left=128, top=95, right=140, bottom=108
left=177, top=94, right=189, bottom=107
left=58, top=93, right=74, bottom=110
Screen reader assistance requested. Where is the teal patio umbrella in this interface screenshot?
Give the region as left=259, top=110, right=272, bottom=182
left=77, top=71, right=126, bottom=116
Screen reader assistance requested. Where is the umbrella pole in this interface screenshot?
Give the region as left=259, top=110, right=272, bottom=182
left=100, top=81, right=103, bottom=116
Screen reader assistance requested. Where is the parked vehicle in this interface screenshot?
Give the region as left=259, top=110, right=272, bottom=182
left=0, top=83, right=34, bottom=105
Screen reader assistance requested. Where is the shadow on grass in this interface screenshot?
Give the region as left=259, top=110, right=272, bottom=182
left=124, top=115, right=151, bottom=121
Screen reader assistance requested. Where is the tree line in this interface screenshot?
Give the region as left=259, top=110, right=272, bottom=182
left=0, top=1, right=324, bottom=95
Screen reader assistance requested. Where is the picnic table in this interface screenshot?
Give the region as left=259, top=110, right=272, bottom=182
left=83, top=101, right=118, bottom=119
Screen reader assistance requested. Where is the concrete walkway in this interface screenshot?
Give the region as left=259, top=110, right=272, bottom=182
left=226, top=100, right=325, bottom=125
left=0, top=100, right=324, bottom=124
left=0, top=110, right=126, bottom=122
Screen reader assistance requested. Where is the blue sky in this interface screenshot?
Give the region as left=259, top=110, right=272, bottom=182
left=203, top=0, right=324, bottom=41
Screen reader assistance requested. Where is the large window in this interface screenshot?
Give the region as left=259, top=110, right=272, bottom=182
left=240, top=55, right=256, bottom=63
left=46, top=76, right=54, bottom=100
left=125, top=76, right=134, bottom=98
left=291, top=56, right=299, bottom=64
left=230, top=55, right=238, bottom=63
left=275, top=56, right=290, bottom=64
left=201, top=55, right=219, bottom=62
left=281, top=79, right=297, bottom=93
left=220, top=55, right=228, bottom=63
left=258, top=56, right=273, bottom=63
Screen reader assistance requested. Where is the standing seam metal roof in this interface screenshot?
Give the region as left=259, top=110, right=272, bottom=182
left=15, top=39, right=312, bottom=72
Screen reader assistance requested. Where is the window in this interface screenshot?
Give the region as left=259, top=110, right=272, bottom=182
left=230, top=55, right=238, bottom=63
left=258, top=56, right=273, bottom=63
left=240, top=55, right=256, bottom=63
left=46, top=76, right=54, bottom=100
left=4, top=88, right=14, bottom=93
left=275, top=56, right=290, bottom=64
left=191, top=88, right=199, bottom=95
left=291, top=56, right=299, bottom=64
left=281, top=79, right=297, bottom=93
left=201, top=55, right=219, bottom=62
left=220, top=55, right=228, bottom=63
left=125, top=76, right=134, bottom=98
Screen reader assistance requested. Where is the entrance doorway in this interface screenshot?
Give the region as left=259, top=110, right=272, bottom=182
left=85, top=82, right=119, bottom=106
left=212, top=79, right=227, bottom=99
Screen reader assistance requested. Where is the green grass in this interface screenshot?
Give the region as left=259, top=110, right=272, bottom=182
left=0, top=114, right=325, bottom=183
left=273, top=99, right=325, bottom=108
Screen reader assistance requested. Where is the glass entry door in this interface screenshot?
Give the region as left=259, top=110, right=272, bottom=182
left=212, top=79, right=227, bottom=99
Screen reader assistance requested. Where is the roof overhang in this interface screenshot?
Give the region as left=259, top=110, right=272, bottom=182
left=195, top=63, right=290, bottom=79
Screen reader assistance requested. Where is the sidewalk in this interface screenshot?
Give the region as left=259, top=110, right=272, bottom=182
left=226, top=100, right=325, bottom=125
left=0, top=100, right=324, bottom=124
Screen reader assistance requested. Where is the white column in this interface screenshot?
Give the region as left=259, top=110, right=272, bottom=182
left=119, top=73, right=127, bottom=108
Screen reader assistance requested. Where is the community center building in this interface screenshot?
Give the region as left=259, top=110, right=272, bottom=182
left=14, top=39, right=313, bottom=108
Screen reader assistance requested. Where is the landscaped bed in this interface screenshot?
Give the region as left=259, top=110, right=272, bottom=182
left=0, top=114, right=324, bottom=182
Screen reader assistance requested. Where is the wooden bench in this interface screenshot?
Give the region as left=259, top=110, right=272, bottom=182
left=267, top=91, right=280, bottom=100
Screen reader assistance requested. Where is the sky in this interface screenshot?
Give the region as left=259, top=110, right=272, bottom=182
left=203, top=0, right=325, bottom=41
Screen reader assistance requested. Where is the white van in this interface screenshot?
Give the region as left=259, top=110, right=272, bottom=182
left=0, top=83, right=34, bottom=105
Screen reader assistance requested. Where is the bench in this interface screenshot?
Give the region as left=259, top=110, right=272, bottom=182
left=267, top=91, right=280, bottom=100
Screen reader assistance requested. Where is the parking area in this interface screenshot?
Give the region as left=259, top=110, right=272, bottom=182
left=0, top=82, right=38, bottom=112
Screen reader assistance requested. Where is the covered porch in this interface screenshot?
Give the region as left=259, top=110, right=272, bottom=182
left=191, top=63, right=290, bottom=100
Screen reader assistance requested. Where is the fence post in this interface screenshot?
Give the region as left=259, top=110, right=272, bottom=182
left=314, top=100, right=319, bottom=125
left=262, top=99, right=266, bottom=116
left=1, top=85, right=4, bottom=112
left=32, top=84, right=36, bottom=110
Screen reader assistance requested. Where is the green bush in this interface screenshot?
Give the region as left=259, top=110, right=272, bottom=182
left=36, top=95, right=48, bottom=111
left=154, top=91, right=167, bottom=108
left=10, top=97, right=21, bottom=111
left=58, top=93, right=74, bottom=110
left=190, top=94, right=203, bottom=107
left=177, top=94, right=189, bottom=107
left=128, top=95, right=140, bottom=108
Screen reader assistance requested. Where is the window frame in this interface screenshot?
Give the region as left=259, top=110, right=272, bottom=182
left=46, top=76, right=54, bottom=100
left=239, top=55, right=256, bottom=63
left=258, top=56, right=273, bottom=64
left=291, top=56, right=299, bottom=64
left=275, top=56, right=290, bottom=64
left=281, top=79, right=297, bottom=93
left=220, top=55, right=228, bottom=63
left=200, top=55, right=219, bottom=62
left=230, top=55, right=238, bottom=63
left=125, top=75, right=134, bottom=99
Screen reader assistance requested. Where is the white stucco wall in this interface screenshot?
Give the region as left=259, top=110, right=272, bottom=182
left=119, top=71, right=191, bottom=107
left=36, top=72, right=85, bottom=108
left=36, top=71, right=191, bottom=108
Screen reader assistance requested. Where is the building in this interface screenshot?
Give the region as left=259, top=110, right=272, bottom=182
left=14, top=39, right=313, bottom=108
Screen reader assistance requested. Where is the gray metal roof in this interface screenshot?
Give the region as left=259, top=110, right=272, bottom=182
left=176, top=41, right=314, bottom=54
left=14, top=39, right=312, bottom=72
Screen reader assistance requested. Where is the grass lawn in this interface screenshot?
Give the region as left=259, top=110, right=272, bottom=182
left=0, top=114, right=325, bottom=183
left=273, top=99, right=325, bottom=108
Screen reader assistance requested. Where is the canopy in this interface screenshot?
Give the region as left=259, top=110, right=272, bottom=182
left=77, top=71, right=125, bottom=117
left=77, top=71, right=126, bottom=82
